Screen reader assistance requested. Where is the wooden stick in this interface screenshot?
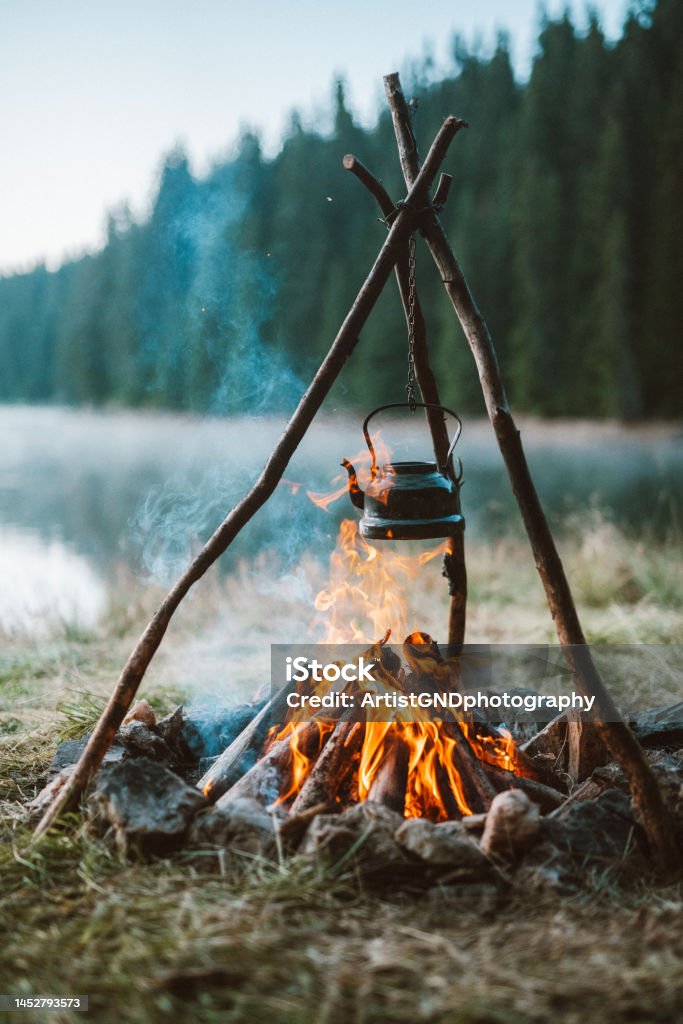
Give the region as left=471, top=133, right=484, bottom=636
left=444, top=722, right=496, bottom=813
left=214, top=719, right=329, bottom=808
left=343, top=153, right=467, bottom=647
left=289, top=717, right=363, bottom=815
left=366, top=729, right=410, bottom=814
left=433, top=756, right=463, bottom=820
left=484, top=765, right=566, bottom=814
left=34, top=117, right=462, bottom=838
left=383, top=71, right=680, bottom=873
left=214, top=730, right=296, bottom=808
left=198, top=682, right=293, bottom=802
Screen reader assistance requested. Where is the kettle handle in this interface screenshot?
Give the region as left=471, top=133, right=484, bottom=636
left=362, top=402, right=462, bottom=479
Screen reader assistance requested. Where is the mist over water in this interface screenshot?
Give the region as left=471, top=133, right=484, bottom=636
left=0, top=405, right=681, bottom=641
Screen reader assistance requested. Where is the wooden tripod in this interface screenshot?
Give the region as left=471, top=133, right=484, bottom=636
left=34, top=74, right=679, bottom=874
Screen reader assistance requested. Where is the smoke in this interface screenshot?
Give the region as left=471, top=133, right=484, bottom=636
left=131, top=147, right=341, bottom=587
left=127, top=153, right=361, bottom=707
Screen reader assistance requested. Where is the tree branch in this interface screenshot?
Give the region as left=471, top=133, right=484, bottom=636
left=34, top=115, right=462, bottom=838
left=382, top=71, right=680, bottom=874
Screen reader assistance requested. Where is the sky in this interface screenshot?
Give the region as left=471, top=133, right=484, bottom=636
left=0, top=0, right=628, bottom=274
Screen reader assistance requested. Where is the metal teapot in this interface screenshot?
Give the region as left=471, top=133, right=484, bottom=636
left=342, top=402, right=465, bottom=540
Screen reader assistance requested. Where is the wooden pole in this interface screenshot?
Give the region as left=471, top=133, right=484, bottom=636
left=34, top=116, right=464, bottom=838
left=343, top=154, right=467, bottom=647
left=383, top=72, right=679, bottom=873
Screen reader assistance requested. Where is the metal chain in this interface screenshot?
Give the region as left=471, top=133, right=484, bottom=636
left=405, top=233, right=417, bottom=411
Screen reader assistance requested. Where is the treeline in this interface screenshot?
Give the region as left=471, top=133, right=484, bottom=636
left=1, top=0, right=682, bottom=419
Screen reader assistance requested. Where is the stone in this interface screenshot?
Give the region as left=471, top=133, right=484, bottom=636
left=512, top=788, right=648, bottom=893
left=559, top=762, right=628, bottom=809
left=646, top=751, right=683, bottom=844
left=154, top=706, right=189, bottom=760
left=547, top=788, right=640, bottom=856
left=48, top=737, right=126, bottom=781
left=547, top=790, right=644, bottom=868
left=462, top=812, right=488, bottom=833
left=122, top=699, right=156, bottom=728
left=394, top=818, right=490, bottom=879
left=628, top=703, right=683, bottom=750
left=300, top=802, right=414, bottom=884
left=480, top=789, right=541, bottom=862
left=189, top=797, right=277, bottom=859
left=28, top=769, right=73, bottom=812
left=92, top=757, right=208, bottom=854
left=117, top=720, right=176, bottom=764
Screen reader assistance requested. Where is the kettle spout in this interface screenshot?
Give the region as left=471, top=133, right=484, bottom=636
left=341, top=459, right=364, bottom=510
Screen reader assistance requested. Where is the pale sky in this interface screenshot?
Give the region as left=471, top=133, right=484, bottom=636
left=0, top=0, right=628, bottom=274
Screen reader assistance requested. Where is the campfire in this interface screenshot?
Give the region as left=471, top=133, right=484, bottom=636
left=34, top=70, right=680, bottom=876
left=197, top=517, right=543, bottom=828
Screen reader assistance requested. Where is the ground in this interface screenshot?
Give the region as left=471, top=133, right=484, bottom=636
left=1, top=517, right=682, bottom=1023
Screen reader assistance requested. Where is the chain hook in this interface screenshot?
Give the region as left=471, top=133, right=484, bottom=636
left=405, top=233, right=417, bottom=412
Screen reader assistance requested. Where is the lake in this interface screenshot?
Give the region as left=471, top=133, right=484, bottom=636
left=1, top=405, right=681, bottom=634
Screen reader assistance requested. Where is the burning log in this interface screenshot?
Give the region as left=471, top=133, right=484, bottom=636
left=216, top=719, right=331, bottom=809
left=433, top=757, right=464, bottom=820
left=289, top=718, right=364, bottom=815
left=198, top=684, right=292, bottom=802
left=366, top=729, right=410, bottom=815
left=443, top=723, right=496, bottom=814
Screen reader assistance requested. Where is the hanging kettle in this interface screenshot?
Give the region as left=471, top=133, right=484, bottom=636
left=342, top=402, right=465, bottom=540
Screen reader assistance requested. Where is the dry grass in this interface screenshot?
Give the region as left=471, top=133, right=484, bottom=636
left=1, top=514, right=682, bottom=1023
left=0, top=817, right=682, bottom=1024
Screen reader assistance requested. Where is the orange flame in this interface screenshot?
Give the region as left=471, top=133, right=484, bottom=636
left=306, top=430, right=393, bottom=511
left=314, top=519, right=447, bottom=643
left=461, top=722, right=531, bottom=776
left=357, top=720, right=472, bottom=820
left=259, top=447, right=529, bottom=820
left=266, top=719, right=335, bottom=805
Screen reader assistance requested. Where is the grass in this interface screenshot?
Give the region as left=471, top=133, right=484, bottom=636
left=1, top=818, right=681, bottom=1024
left=0, top=514, right=682, bottom=1023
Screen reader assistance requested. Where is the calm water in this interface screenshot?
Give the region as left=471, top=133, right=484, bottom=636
left=1, top=405, right=681, bottom=634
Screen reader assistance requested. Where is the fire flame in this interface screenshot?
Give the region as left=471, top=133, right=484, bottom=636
left=306, top=430, right=393, bottom=511
left=358, top=721, right=472, bottom=819
left=314, top=519, right=447, bottom=643
left=267, top=719, right=335, bottom=805
left=259, top=441, right=528, bottom=821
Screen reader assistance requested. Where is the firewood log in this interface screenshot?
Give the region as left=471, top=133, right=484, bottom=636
left=483, top=764, right=565, bottom=814
left=289, top=718, right=364, bottom=816
left=443, top=722, right=496, bottom=813
left=214, top=719, right=329, bottom=809
left=197, top=683, right=293, bottom=802
left=433, top=756, right=464, bottom=820
left=367, top=730, right=410, bottom=815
